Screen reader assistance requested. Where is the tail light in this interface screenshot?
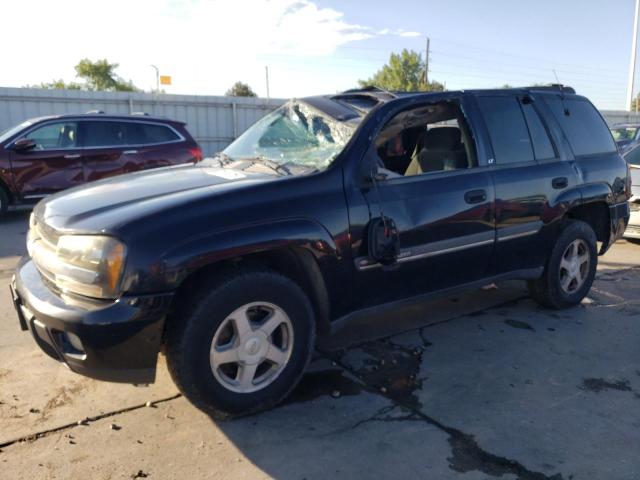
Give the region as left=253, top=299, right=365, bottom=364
left=189, top=147, right=203, bottom=163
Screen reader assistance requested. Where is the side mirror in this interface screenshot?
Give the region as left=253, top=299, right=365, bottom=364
left=367, top=216, right=399, bottom=266
left=11, top=138, right=36, bottom=152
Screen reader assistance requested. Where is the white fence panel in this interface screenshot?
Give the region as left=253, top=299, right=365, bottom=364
left=2, top=87, right=639, bottom=153
left=0, top=87, right=285, bottom=155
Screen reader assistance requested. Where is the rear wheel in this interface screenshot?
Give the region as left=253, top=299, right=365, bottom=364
left=528, top=220, right=597, bottom=309
left=165, top=269, right=315, bottom=417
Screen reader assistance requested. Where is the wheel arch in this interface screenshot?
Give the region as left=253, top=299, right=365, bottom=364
left=162, top=219, right=337, bottom=336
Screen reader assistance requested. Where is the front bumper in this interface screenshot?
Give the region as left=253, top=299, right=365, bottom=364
left=11, top=258, right=173, bottom=384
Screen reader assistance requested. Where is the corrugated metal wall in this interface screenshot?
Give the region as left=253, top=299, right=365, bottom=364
left=600, top=110, right=640, bottom=126
left=0, top=87, right=285, bottom=155
left=2, top=87, right=639, bottom=154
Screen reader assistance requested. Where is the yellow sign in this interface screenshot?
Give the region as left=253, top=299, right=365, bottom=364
left=160, top=75, right=172, bottom=85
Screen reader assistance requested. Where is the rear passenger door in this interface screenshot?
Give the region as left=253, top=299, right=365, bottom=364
left=79, top=120, right=130, bottom=183
left=474, top=93, right=579, bottom=276
left=123, top=121, right=187, bottom=171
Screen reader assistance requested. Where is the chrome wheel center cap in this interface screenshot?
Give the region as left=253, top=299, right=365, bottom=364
left=244, top=337, right=261, bottom=355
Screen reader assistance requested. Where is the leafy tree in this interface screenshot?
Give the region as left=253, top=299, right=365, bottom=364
left=359, top=49, right=444, bottom=92
left=29, top=59, right=138, bottom=91
left=75, top=59, right=137, bottom=91
left=225, top=81, right=257, bottom=97
left=29, top=79, right=82, bottom=90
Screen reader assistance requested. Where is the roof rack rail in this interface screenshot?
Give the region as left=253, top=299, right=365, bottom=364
left=86, top=109, right=105, bottom=114
left=524, top=84, right=576, bottom=94
left=337, top=86, right=398, bottom=98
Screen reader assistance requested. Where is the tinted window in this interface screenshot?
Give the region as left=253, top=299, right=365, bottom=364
left=125, top=122, right=179, bottom=144
left=625, top=145, right=640, bottom=166
left=24, top=122, right=78, bottom=150
left=477, top=96, right=534, bottom=164
left=82, top=121, right=126, bottom=147
left=521, top=102, right=556, bottom=160
left=545, top=97, right=616, bottom=156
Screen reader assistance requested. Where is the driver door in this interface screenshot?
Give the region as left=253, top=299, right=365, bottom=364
left=345, top=96, right=496, bottom=309
left=8, top=121, right=84, bottom=200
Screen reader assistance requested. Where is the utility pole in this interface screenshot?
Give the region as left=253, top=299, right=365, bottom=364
left=424, top=37, right=430, bottom=85
left=626, top=0, right=640, bottom=111
left=150, top=65, right=159, bottom=94
left=265, top=66, right=270, bottom=102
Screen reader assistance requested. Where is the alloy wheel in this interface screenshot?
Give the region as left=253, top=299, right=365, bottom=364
left=209, top=302, right=294, bottom=393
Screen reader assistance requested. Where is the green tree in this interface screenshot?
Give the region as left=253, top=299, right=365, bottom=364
left=225, top=81, right=257, bottom=97
left=358, top=49, right=444, bottom=92
left=75, top=59, right=137, bottom=91
left=28, top=79, right=82, bottom=90
left=28, top=59, right=138, bottom=92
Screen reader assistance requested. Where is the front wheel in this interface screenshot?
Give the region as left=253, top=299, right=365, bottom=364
left=528, top=220, right=598, bottom=309
left=165, top=269, right=315, bottom=418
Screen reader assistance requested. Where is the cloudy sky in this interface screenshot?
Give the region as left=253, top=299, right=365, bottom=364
left=0, top=0, right=636, bottom=109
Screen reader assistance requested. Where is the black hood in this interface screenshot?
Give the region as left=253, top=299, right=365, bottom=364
left=35, top=164, right=276, bottom=232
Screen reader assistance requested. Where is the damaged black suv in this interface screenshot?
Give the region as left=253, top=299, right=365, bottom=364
left=11, top=85, right=630, bottom=417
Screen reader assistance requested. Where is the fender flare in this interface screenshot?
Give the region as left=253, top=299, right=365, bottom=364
left=159, top=217, right=339, bottom=290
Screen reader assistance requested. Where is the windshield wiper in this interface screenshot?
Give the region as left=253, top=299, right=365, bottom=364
left=241, top=157, right=293, bottom=176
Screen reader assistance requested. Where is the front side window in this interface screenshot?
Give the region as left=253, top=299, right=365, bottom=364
left=374, top=99, right=477, bottom=178
left=24, top=122, right=78, bottom=150
left=221, top=101, right=356, bottom=171
left=477, top=96, right=534, bottom=164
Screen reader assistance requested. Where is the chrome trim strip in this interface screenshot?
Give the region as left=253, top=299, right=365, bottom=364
left=355, top=231, right=495, bottom=271
left=496, top=229, right=539, bottom=242
left=496, top=221, right=543, bottom=243
left=22, top=194, right=48, bottom=200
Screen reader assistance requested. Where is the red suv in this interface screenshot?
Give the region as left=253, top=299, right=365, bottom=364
left=0, top=113, right=202, bottom=215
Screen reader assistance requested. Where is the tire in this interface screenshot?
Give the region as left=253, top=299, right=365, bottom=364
left=165, top=269, right=315, bottom=418
left=528, top=219, right=598, bottom=309
left=0, top=187, right=8, bottom=218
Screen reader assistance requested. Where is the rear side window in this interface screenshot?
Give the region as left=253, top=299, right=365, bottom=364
left=126, top=123, right=180, bottom=145
left=81, top=121, right=126, bottom=147
left=545, top=97, right=616, bottom=156
left=477, top=96, right=534, bottom=164
left=521, top=102, right=556, bottom=160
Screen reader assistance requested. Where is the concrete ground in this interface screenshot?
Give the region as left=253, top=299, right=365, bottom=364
left=1, top=208, right=639, bottom=480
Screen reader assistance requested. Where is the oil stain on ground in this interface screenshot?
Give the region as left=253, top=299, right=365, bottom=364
left=284, top=369, right=363, bottom=404
left=504, top=319, right=535, bottom=331
left=580, top=378, right=632, bottom=393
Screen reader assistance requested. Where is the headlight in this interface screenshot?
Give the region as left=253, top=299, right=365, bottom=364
left=32, top=234, right=126, bottom=299
left=56, top=235, right=126, bottom=299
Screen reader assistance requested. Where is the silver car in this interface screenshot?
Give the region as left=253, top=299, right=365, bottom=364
left=623, top=144, right=640, bottom=240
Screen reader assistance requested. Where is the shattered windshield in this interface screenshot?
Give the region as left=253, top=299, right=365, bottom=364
left=216, top=100, right=356, bottom=172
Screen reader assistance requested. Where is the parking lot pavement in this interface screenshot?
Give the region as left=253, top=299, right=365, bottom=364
left=1, top=210, right=639, bottom=479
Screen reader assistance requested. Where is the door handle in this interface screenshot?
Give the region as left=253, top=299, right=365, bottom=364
left=464, top=189, right=487, bottom=204
left=552, top=177, right=568, bottom=189
left=63, top=154, right=81, bottom=159
left=122, top=150, right=138, bottom=155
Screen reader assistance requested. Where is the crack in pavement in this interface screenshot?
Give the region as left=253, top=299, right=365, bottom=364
left=321, top=351, right=564, bottom=480
left=0, top=394, right=182, bottom=450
